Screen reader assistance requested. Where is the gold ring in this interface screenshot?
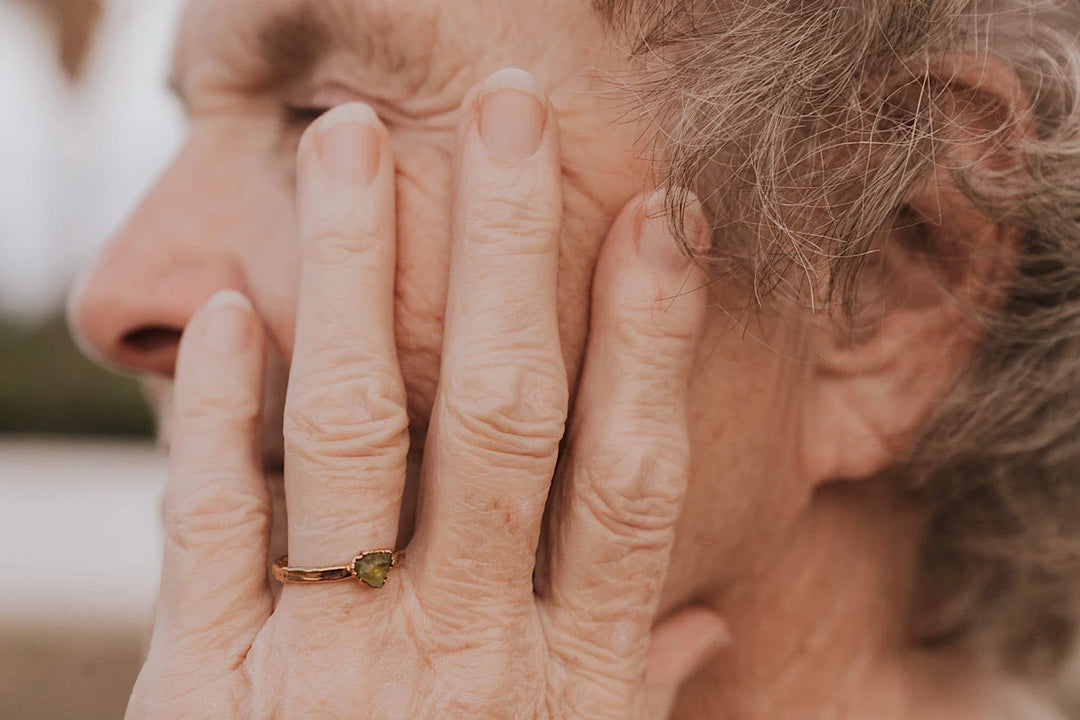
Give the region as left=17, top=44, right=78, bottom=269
left=272, top=550, right=403, bottom=589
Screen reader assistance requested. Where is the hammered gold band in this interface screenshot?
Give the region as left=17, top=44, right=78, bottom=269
left=272, top=550, right=403, bottom=589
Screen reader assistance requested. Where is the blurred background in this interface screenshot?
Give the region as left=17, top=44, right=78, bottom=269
left=0, top=1, right=182, bottom=717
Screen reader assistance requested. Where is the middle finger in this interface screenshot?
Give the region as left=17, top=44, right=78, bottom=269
left=412, top=68, right=567, bottom=598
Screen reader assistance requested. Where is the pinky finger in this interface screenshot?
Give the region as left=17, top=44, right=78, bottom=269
left=541, top=192, right=709, bottom=702
left=151, top=290, right=272, bottom=668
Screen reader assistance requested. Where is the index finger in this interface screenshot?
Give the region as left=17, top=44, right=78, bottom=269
left=283, top=103, right=409, bottom=569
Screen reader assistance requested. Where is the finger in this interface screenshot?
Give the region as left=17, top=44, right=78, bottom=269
left=154, top=289, right=272, bottom=664
left=642, top=608, right=730, bottom=720
left=543, top=192, right=709, bottom=689
left=412, top=68, right=566, bottom=598
left=284, top=103, right=408, bottom=568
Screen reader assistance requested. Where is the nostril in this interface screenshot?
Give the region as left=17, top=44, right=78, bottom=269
left=121, top=326, right=183, bottom=354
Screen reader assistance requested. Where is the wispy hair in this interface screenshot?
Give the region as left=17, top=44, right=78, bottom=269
left=598, top=0, right=1080, bottom=677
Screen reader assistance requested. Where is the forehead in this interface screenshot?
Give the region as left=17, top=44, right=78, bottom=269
left=172, top=0, right=603, bottom=102
left=173, top=0, right=437, bottom=95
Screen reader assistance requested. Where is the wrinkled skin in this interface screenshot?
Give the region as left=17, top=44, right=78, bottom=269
left=124, top=81, right=723, bottom=718
left=72, top=0, right=803, bottom=658
left=71, top=0, right=1016, bottom=718
left=73, top=1, right=809, bottom=637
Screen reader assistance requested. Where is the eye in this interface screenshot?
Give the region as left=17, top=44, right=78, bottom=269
left=282, top=104, right=332, bottom=127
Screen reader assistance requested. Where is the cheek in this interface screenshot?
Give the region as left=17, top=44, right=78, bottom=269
left=176, top=119, right=307, bottom=359
left=386, top=131, right=651, bottom=442
left=388, top=149, right=620, bottom=449
left=657, top=321, right=812, bottom=611
left=387, top=136, right=630, bottom=441
left=226, top=144, right=302, bottom=465
left=392, top=143, right=454, bottom=436
left=555, top=187, right=612, bottom=397
left=233, top=163, right=304, bottom=359
left=276, top=116, right=647, bottom=444
left=244, top=209, right=303, bottom=355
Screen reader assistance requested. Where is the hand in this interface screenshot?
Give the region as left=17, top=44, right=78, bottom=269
left=128, top=68, right=726, bottom=720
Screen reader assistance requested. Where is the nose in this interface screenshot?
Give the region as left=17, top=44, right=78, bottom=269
left=69, top=152, right=250, bottom=377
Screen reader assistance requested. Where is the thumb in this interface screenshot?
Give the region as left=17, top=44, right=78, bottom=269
left=641, top=607, right=731, bottom=720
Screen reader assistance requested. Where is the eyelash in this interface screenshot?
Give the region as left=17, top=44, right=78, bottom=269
left=282, top=105, right=332, bottom=127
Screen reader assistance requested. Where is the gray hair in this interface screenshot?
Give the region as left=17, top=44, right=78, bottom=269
left=599, top=0, right=1080, bottom=677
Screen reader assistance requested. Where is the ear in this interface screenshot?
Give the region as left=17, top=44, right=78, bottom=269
left=800, top=55, right=1031, bottom=484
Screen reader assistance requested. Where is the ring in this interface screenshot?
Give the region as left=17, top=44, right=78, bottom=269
left=272, top=550, right=403, bottom=589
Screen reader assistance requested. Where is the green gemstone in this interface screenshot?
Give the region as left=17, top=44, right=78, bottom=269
left=353, top=552, right=394, bottom=588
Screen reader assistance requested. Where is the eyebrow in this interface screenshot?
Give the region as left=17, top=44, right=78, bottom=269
left=168, top=0, right=430, bottom=109
left=256, top=4, right=332, bottom=86
left=167, top=2, right=335, bottom=105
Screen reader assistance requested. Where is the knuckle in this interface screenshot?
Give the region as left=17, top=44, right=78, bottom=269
left=610, top=383, right=689, bottom=432
left=603, top=323, right=699, bottom=410
left=304, top=227, right=386, bottom=267
left=614, top=289, right=702, bottom=349
left=163, top=482, right=269, bottom=551
left=548, top=622, right=645, bottom=691
left=289, top=504, right=397, bottom=543
left=560, top=682, right=639, bottom=720
left=284, top=360, right=409, bottom=464
left=441, top=359, right=567, bottom=463
left=177, top=385, right=260, bottom=428
left=576, top=444, right=689, bottom=539
left=463, top=188, right=560, bottom=253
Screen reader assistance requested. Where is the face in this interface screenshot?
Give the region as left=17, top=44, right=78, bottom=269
left=73, top=0, right=652, bottom=443
left=71, top=0, right=808, bottom=616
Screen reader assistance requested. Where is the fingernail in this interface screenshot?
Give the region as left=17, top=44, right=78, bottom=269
left=203, top=290, right=254, bottom=354
left=637, top=190, right=707, bottom=273
left=318, top=103, right=382, bottom=184
left=479, top=68, right=546, bottom=161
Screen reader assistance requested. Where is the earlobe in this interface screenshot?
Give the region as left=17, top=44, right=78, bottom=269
left=799, top=54, right=1031, bottom=486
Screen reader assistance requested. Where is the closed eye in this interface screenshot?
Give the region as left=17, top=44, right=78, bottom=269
left=282, top=104, right=332, bottom=127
